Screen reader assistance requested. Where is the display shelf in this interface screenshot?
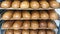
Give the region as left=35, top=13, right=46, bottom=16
left=0, top=0, right=60, bottom=34
left=0, top=18, right=60, bottom=20
left=0, top=8, right=60, bottom=10
left=1, top=26, right=58, bottom=30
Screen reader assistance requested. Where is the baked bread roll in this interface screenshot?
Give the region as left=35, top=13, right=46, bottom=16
left=40, top=11, right=49, bottom=19
left=12, top=1, right=20, bottom=8
left=5, top=30, right=14, bottom=34
left=30, top=1, right=40, bottom=9
left=40, top=0, right=47, bottom=1
left=20, top=1, right=29, bottom=8
left=48, top=10, right=58, bottom=20
left=13, top=21, right=22, bottom=29
left=47, top=21, right=57, bottom=29
left=31, top=11, right=39, bottom=19
left=5, top=0, right=11, bottom=1
left=39, top=20, right=47, bottom=28
left=39, top=1, right=49, bottom=8
left=14, top=0, right=19, bottom=1
left=22, top=30, right=29, bottom=34
left=22, top=0, right=29, bottom=1
left=31, top=21, right=39, bottom=29
left=2, top=21, right=14, bottom=29
left=49, top=0, right=56, bottom=1
left=30, top=30, right=38, bottom=34
left=22, top=11, right=30, bottom=19
left=23, top=21, right=30, bottom=29
left=31, top=0, right=39, bottom=1
left=14, top=30, right=21, bottom=34
left=49, top=1, right=59, bottom=8
left=1, top=1, right=11, bottom=8
left=47, top=30, right=55, bottom=34
left=13, top=11, right=21, bottom=20
left=2, top=11, right=13, bottom=20
left=38, top=30, right=46, bottom=34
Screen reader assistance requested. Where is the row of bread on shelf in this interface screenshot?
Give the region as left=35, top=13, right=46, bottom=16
left=0, top=1, right=60, bottom=9
left=4, top=29, right=55, bottom=34
left=2, top=20, right=57, bottom=29
left=2, top=10, right=58, bottom=20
